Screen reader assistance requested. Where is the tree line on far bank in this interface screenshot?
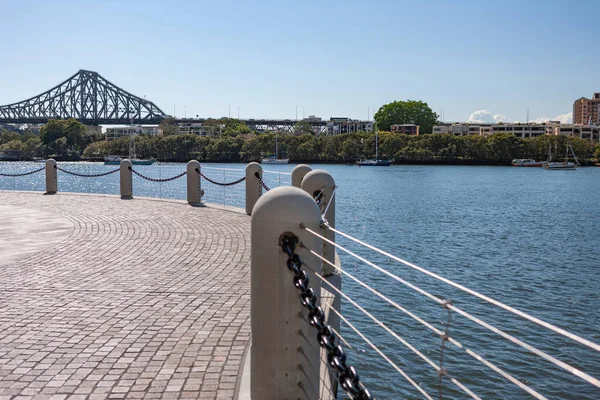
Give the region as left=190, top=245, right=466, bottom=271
left=82, top=130, right=600, bottom=165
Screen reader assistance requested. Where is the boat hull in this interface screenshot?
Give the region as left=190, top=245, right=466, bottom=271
left=261, top=158, right=289, bottom=164
left=544, top=162, right=577, bottom=170
left=356, top=159, right=392, bottom=166
left=104, top=158, right=156, bottom=166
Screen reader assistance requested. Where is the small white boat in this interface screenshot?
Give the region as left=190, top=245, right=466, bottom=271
left=544, top=161, right=577, bottom=170
left=543, top=144, right=579, bottom=170
left=262, top=155, right=290, bottom=164
left=261, top=134, right=289, bottom=164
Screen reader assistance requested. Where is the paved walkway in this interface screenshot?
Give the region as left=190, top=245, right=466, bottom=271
left=0, top=192, right=251, bottom=400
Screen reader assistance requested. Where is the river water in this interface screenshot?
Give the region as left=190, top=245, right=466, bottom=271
left=1, top=162, right=599, bottom=399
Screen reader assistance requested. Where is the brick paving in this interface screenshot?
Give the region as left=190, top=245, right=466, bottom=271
left=0, top=192, right=250, bottom=400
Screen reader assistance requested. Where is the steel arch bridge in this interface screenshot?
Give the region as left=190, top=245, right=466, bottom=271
left=0, top=70, right=167, bottom=125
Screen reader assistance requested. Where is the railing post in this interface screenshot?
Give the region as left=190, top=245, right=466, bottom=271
left=45, top=159, right=57, bottom=195
left=251, top=186, right=322, bottom=400
left=245, top=162, right=262, bottom=215
left=187, top=160, right=202, bottom=205
left=292, top=164, right=312, bottom=188
left=120, top=159, right=133, bottom=199
left=301, top=169, right=336, bottom=276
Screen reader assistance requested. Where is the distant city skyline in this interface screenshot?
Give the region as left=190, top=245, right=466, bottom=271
left=1, top=0, right=598, bottom=125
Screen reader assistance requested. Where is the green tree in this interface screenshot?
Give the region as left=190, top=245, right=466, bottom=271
left=0, top=130, right=21, bottom=144
left=158, top=117, right=178, bottom=136
left=374, top=100, right=438, bottom=133
left=594, top=145, right=600, bottom=161
left=293, top=120, right=315, bottom=136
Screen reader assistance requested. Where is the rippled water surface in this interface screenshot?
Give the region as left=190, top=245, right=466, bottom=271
left=1, top=162, right=599, bottom=399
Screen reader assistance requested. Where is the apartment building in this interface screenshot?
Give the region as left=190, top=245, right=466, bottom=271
left=105, top=126, right=161, bottom=141
left=390, top=124, right=420, bottom=135
left=326, top=118, right=374, bottom=135
left=573, top=93, right=600, bottom=125
left=432, top=122, right=600, bottom=143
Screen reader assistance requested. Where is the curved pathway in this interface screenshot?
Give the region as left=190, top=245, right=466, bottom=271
left=0, top=192, right=250, bottom=400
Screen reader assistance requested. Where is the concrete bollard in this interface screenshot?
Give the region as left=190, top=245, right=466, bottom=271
left=301, top=169, right=336, bottom=276
left=120, top=159, right=133, bottom=199
left=245, top=162, right=262, bottom=215
left=292, top=164, right=312, bottom=188
left=45, top=159, right=57, bottom=195
left=187, top=160, right=202, bottom=205
left=251, top=186, right=322, bottom=400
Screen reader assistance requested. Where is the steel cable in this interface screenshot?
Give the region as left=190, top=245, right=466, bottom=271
left=304, top=227, right=600, bottom=390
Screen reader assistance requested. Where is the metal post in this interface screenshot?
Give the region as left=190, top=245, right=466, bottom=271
left=251, top=186, right=322, bottom=400
left=301, top=170, right=335, bottom=276
left=120, top=159, right=133, bottom=199
left=45, top=159, right=57, bottom=195
left=245, top=162, right=262, bottom=215
left=187, top=160, right=202, bottom=205
left=291, top=164, right=312, bottom=188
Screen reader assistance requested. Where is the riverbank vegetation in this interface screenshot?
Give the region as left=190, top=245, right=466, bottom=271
left=2, top=118, right=599, bottom=165
left=83, top=130, right=599, bottom=165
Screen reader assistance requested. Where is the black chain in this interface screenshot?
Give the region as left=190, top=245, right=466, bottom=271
left=130, top=167, right=187, bottom=182
left=254, top=172, right=270, bottom=191
left=56, top=166, right=120, bottom=178
left=282, top=235, right=373, bottom=400
left=0, top=166, right=45, bottom=177
left=195, top=168, right=246, bottom=186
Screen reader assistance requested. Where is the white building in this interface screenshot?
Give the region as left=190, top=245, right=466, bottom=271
left=432, top=122, right=600, bottom=143
left=326, top=118, right=374, bottom=135
left=105, top=126, right=161, bottom=141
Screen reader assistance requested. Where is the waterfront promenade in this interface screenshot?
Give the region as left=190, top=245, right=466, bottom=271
left=0, top=191, right=250, bottom=399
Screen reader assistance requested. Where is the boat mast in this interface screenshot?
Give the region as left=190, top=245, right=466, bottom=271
left=375, top=130, right=379, bottom=160
left=275, top=134, right=278, bottom=159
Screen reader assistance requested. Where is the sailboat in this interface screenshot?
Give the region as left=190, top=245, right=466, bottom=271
left=261, top=134, right=289, bottom=164
left=543, top=143, right=578, bottom=170
left=356, top=130, right=393, bottom=166
left=105, top=123, right=156, bottom=165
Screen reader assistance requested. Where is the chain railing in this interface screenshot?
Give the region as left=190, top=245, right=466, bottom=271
left=0, top=166, right=45, bottom=177
left=282, top=234, right=372, bottom=400
left=196, top=168, right=246, bottom=186
left=254, top=171, right=270, bottom=191
left=56, top=165, right=120, bottom=178
left=130, top=167, right=187, bottom=182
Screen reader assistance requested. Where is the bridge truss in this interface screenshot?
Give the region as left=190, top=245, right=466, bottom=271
left=0, top=70, right=166, bottom=125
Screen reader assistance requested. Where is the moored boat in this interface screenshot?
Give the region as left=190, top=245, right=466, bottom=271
left=261, top=134, right=289, bottom=164
left=357, top=159, right=393, bottom=166
left=104, top=155, right=156, bottom=165
left=543, top=144, right=579, bottom=170
left=511, top=159, right=545, bottom=167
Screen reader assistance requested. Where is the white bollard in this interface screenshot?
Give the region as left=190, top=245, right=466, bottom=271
left=292, top=164, right=312, bottom=188
left=245, top=162, right=262, bottom=215
left=187, top=160, right=202, bottom=205
left=251, top=186, right=322, bottom=400
left=301, top=169, right=336, bottom=276
left=45, top=159, right=57, bottom=195
left=120, top=159, right=133, bottom=199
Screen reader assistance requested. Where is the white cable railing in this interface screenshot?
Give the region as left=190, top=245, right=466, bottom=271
left=306, top=247, right=548, bottom=400
left=302, top=259, right=481, bottom=400
left=302, top=225, right=600, bottom=395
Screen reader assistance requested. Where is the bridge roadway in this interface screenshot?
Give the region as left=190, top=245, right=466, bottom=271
left=0, top=191, right=251, bottom=399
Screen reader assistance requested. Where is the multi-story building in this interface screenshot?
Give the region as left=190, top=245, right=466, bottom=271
left=432, top=122, right=600, bottom=143
left=105, top=126, right=161, bottom=141
left=390, top=124, right=420, bottom=135
left=573, top=93, right=600, bottom=125
left=326, top=118, right=374, bottom=135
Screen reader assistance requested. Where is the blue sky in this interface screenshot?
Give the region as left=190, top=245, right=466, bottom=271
left=1, top=0, right=598, bottom=123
